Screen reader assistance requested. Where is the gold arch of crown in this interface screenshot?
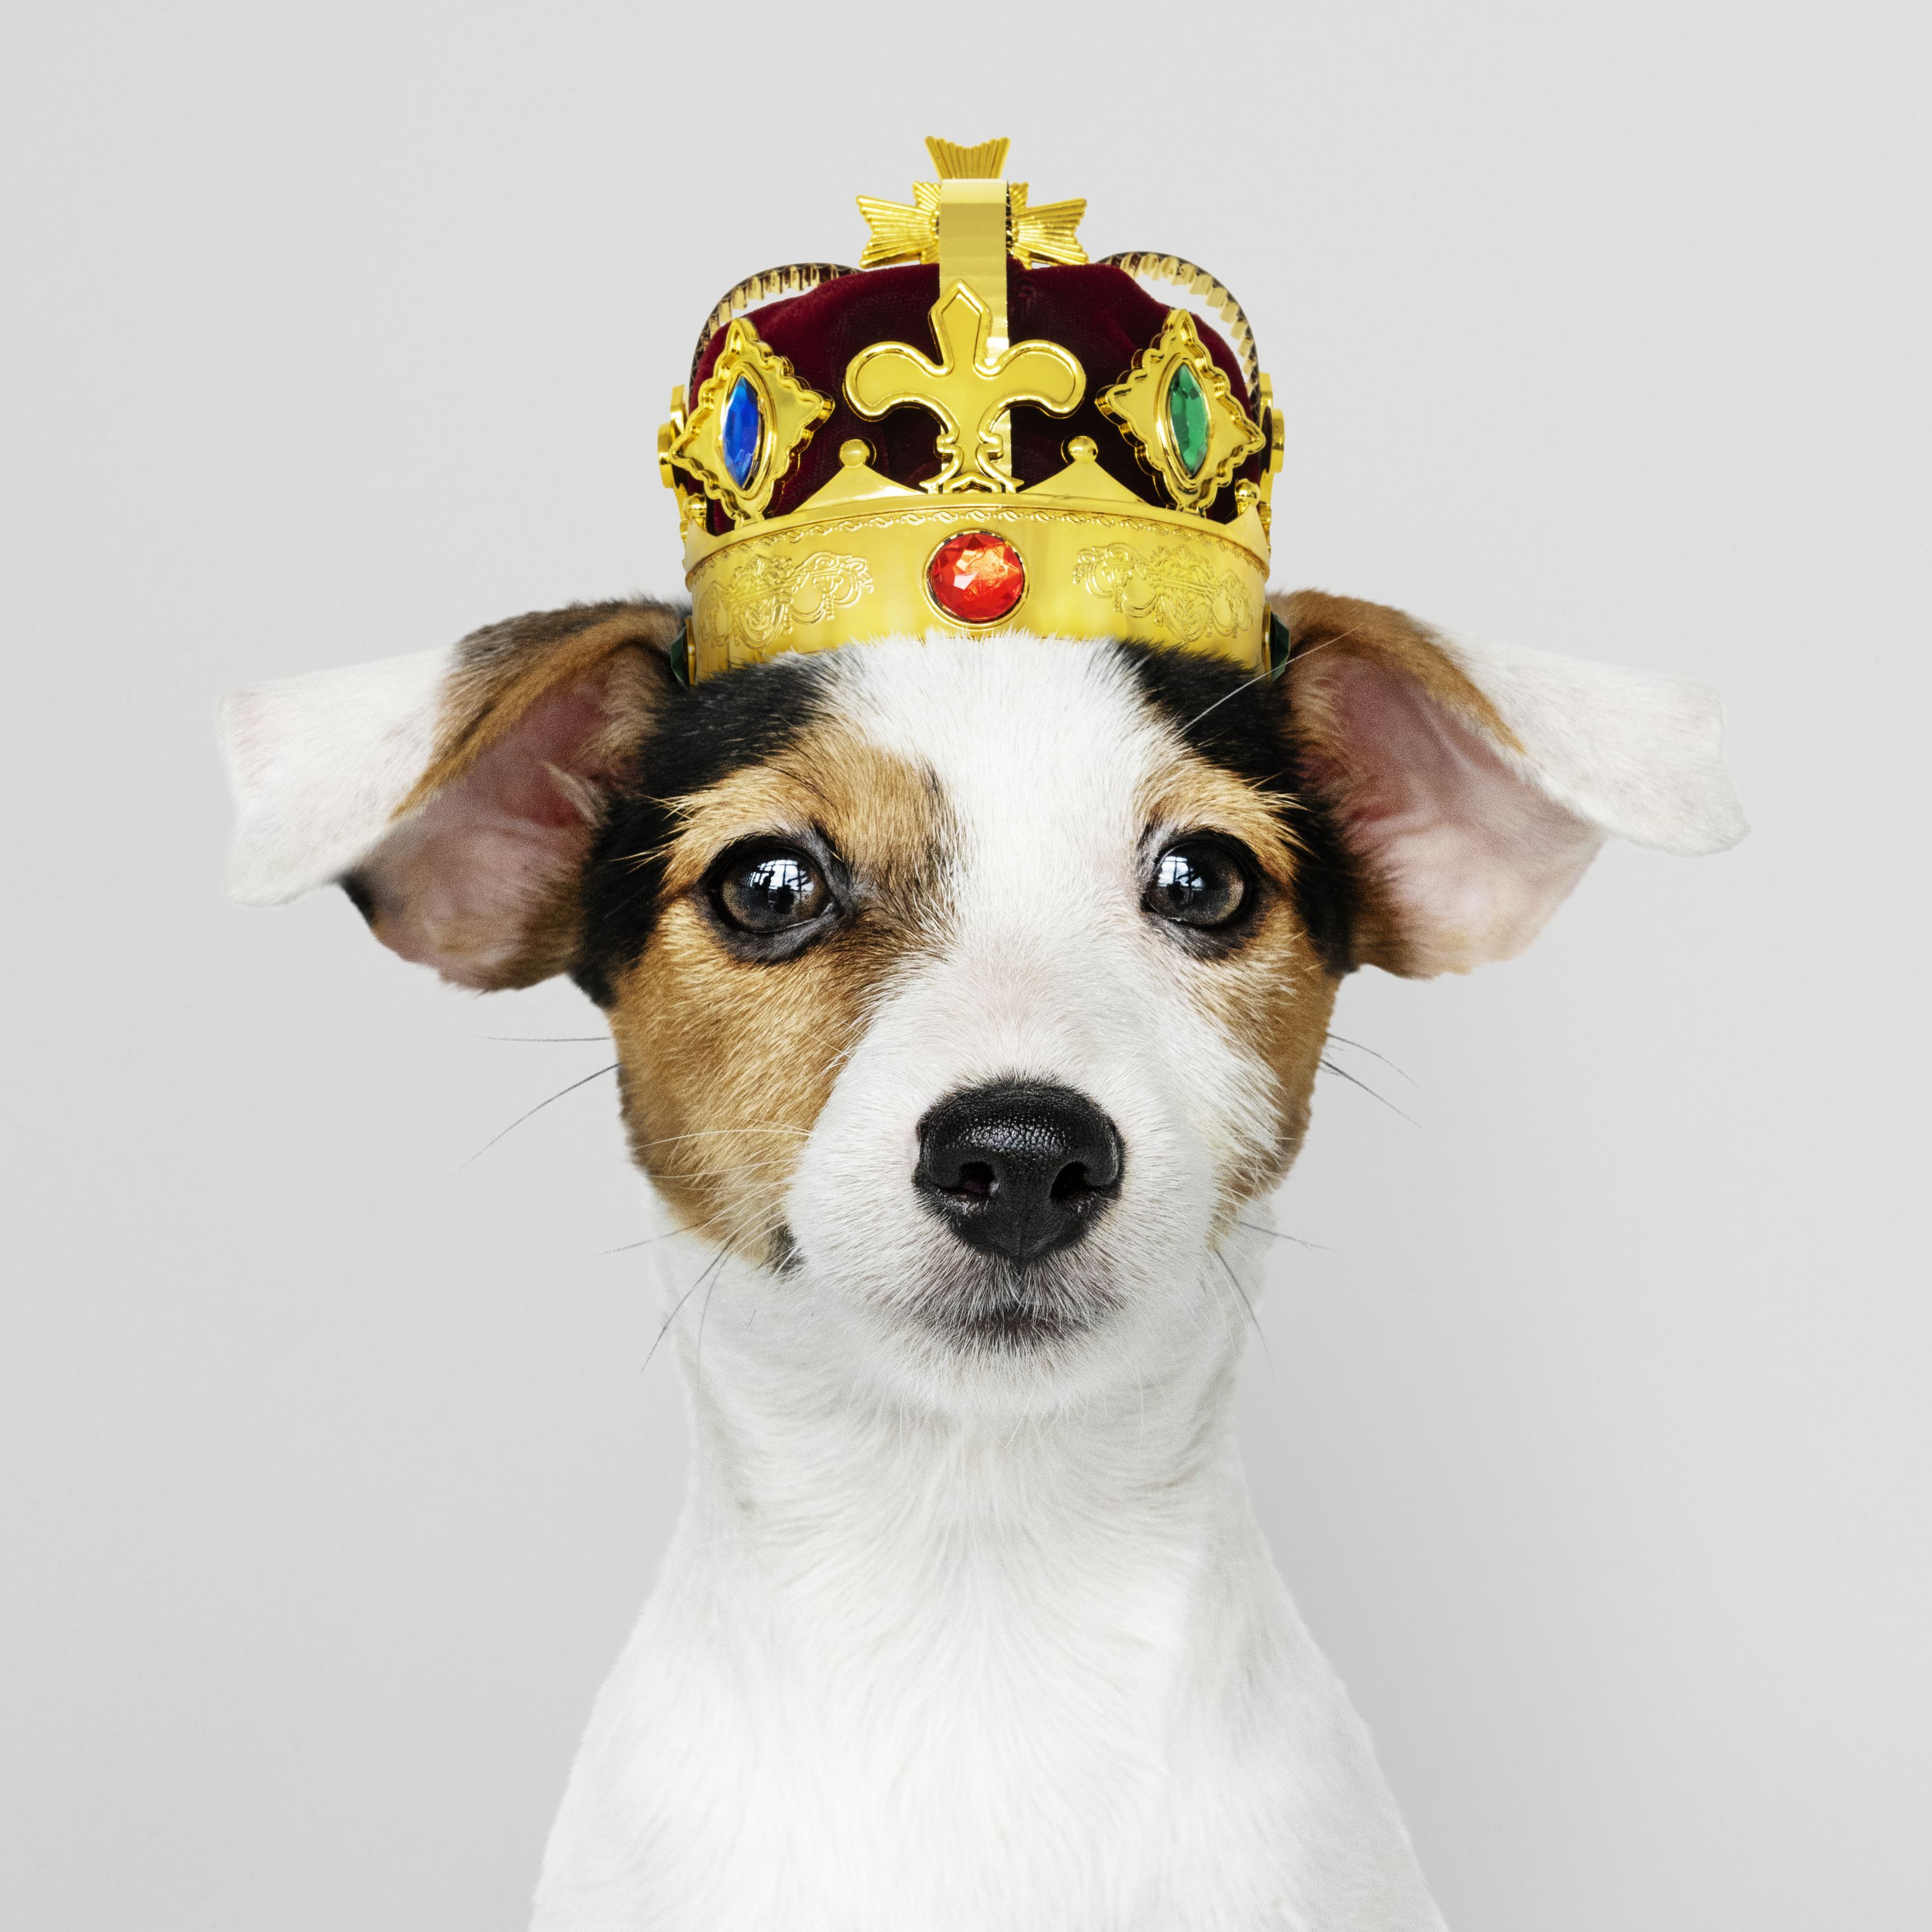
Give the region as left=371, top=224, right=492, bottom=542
left=659, top=137, right=1284, bottom=682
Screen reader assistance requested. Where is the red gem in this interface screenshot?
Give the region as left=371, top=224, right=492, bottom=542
left=926, top=530, right=1026, bottom=625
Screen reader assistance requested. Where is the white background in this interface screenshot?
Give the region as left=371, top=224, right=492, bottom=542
left=3, top=3, right=1926, bottom=1926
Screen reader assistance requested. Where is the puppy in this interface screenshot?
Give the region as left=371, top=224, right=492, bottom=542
left=224, top=589, right=1740, bottom=1929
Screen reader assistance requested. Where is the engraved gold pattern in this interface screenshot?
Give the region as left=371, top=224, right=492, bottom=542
left=667, top=319, right=832, bottom=523
left=701, top=551, right=875, bottom=662
left=1071, top=541, right=1255, bottom=647
left=684, top=497, right=1269, bottom=681
left=845, top=282, right=1085, bottom=493
left=1096, top=310, right=1267, bottom=513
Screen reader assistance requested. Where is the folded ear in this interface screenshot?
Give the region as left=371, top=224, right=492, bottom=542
left=221, top=601, right=683, bottom=988
left=1275, top=589, right=1746, bottom=977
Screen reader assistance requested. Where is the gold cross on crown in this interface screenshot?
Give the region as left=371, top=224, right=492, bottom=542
left=855, top=136, right=1089, bottom=271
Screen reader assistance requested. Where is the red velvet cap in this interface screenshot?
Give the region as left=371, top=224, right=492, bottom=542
left=688, top=262, right=1258, bottom=534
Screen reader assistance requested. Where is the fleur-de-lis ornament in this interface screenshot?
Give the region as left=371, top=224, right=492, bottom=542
left=845, top=282, right=1085, bottom=493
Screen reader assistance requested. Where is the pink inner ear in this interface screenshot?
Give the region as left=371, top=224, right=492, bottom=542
left=354, top=682, right=620, bottom=989
left=483, top=688, right=618, bottom=827
left=1308, top=655, right=1604, bottom=975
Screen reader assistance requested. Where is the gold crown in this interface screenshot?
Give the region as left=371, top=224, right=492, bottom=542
left=658, top=138, right=1284, bottom=682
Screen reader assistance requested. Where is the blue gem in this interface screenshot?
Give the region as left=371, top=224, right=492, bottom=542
left=721, top=376, right=762, bottom=489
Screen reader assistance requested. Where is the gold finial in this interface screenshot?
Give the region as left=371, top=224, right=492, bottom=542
left=926, top=136, right=1009, bottom=179
left=845, top=281, right=1085, bottom=492
left=856, top=140, right=1089, bottom=272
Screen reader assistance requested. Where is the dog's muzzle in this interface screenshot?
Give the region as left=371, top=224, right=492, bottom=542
left=914, top=1079, right=1123, bottom=1262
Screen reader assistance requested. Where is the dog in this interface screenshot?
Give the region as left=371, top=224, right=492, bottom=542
left=222, top=587, right=1742, bottom=1929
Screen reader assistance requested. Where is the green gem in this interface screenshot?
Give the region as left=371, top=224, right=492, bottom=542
left=1166, top=363, right=1210, bottom=477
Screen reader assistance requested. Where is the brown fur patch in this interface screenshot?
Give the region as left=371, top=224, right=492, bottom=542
left=399, top=599, right=684, bottom=816
left=606, top=715, right=949, bottom=1257
left=1136, top=741, right=1340, bottom=1208
left=355, top=602, right=685, bottom=990
left=1140, top=753, right=1306, bottom=886
left=1274, top=587, right=1523, bottom=975
left=1207, top=934, right=1339, bottom=1201
left=1275, top=588, right=1522, bottom=755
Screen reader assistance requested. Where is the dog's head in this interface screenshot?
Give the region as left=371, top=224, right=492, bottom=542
left=224, top=599, right=1741, bottom=1405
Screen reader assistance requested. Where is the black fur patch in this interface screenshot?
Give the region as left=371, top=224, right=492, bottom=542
left=573, top=652, right=837, bottom=1006
left=1119, top=644, right=1359, bottom=976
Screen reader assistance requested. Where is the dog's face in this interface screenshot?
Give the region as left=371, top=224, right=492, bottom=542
left=585, top=636, right=1340, bottom=1390
left=224, top=592, right=1742, bottom=1407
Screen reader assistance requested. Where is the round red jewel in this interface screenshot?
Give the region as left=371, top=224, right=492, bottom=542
left=926, top=530, right=1026, bottom=625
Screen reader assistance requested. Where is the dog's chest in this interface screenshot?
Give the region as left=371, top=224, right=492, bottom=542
left=536, top=1485, right=1313, bottom=1929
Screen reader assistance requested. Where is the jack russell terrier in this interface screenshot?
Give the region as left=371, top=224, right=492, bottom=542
left=221, top=140, right=1745, bottom=1932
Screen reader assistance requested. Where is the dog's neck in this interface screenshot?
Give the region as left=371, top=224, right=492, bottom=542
left=656, top=1244, right=1265, bottom=1642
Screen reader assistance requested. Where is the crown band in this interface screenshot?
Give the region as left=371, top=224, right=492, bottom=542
left=686, top=448, right=1270, bottom=680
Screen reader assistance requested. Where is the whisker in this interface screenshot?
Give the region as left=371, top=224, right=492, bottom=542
left=460, top=1064, right=618, bottom=1168
left=694, top=1244, right=735, bottom=1379
left=638, top=1282, right=706, bottom=1377
left=1177, top=619, right=1367, bottom=738
left=477, top=1035, right=611, bottom=1044
left=607, top=1196, right=782, bottom=1262
left=1320, top=1056, right=1421, bottom=1129
left=1215, top=1249, right=1272, bottom=1369
left=599, top=1227, right=688, bottom=1257
left=1268, top=624, right=1361, bottom=674
left=647, top=1153, right=803, bottom=1182
left=1325, top=1033, right=1419, bottom=1088
left=627, top=1125, right=811, bottom=1151
left=1179, top=667, right=1271, bottom=736
left=1235, top=1220, right=1330, bottom=1251
left=598, top=1210, right=735, bottom=1257
left=639, top=1245, right=732, bottom=1377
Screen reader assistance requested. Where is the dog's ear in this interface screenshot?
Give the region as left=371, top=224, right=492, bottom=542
left=221, top=602, right=683, bottom=988
left=1275, top=590, right=1746, bottom=976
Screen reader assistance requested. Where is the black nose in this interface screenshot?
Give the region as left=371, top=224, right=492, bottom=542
left=914, top=1080, right=1123, bottom=1262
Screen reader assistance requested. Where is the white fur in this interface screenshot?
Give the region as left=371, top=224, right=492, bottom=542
left=1292, top=632, right=1743, bottom=974
left=220, top=643, right=457, bottom=904
left=1434, top=628, right=1746, bottom=856
left=222, top=623, right=1743, bottom=1931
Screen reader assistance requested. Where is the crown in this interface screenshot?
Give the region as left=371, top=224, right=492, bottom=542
left=658, top=139, right=1284, bottom=682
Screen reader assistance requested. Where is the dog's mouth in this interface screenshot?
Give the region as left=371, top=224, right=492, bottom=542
left=914, top=1252, right=1121, bottom=1353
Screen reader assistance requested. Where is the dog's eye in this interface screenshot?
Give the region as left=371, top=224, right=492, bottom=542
left=1147, top=839, right=1250, bottom=929
left=714, top=847, right=832, bottom=934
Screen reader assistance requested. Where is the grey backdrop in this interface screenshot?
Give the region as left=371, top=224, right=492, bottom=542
left=5, top=3, right=1926, bottom=1927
